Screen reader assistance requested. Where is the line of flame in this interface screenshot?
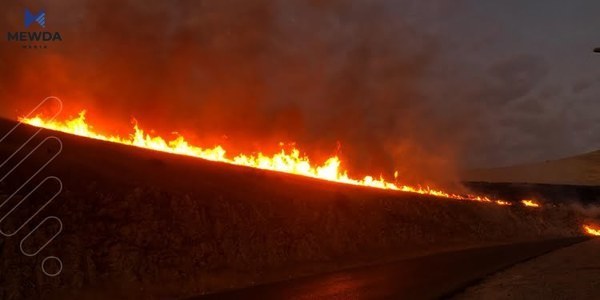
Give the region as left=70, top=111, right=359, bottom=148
left=19, top=110, right=515, bottom=205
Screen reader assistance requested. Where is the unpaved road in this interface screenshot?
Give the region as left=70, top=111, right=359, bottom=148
left=456, top=238, right=600, bottom=300
left=196, top=237, right=586, bottom=300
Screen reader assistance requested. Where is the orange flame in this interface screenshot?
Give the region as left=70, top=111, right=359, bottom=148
left=583, top=225, right=600, bottom=236
left=19, top=110, right=514, bottom=204
left=521, top=199, right=541, bottom=208
left=495, top=200, right=512, bottom=206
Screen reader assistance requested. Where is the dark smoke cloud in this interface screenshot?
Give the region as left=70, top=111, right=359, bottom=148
left=0, top=0, right=471, bottom=187
left=1, top=1, right=598, bottom=186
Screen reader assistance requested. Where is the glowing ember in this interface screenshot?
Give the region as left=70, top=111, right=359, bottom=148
left=19, top=110, right=513, bottom=204
left=521, top=199, right=541, bottom=208
left=583, top=225, right=600, bottom=236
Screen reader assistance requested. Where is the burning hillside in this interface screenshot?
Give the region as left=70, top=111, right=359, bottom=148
left=1, top=1, right=598, bottom=299
left=0, top=116, right=589, bottom=298
left=19, top=109, right=514, bottom=206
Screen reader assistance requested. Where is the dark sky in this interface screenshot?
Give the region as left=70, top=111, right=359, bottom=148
left=421, top=0, right=600, bottom=167
left=1, top=0, right=599, bottom=183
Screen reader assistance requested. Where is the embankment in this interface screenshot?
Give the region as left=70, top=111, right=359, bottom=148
left=0, top=119, right=585, bottom=299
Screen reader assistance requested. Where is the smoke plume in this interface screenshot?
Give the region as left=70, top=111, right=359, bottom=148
left=1, top=1, right=521, bottom=187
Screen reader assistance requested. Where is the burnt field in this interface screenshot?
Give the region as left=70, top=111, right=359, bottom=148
left=0, top=118, right=587, bottom=299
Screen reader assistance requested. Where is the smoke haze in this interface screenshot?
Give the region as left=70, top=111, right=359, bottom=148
left=1, top=0, right=599, bottom=186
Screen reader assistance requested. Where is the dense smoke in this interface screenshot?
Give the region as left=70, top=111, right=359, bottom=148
left=3, top=1, right=592, bottom=187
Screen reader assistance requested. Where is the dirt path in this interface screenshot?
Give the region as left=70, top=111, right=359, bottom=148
left=455, top=238, right=600, bottom=300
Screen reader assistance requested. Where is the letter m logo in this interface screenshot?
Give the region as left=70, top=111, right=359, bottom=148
left=25, top=9, right=46, bottom=28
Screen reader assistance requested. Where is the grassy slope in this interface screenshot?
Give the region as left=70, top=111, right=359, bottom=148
left=0, top=118, right=584, bottom=299
left=464, top=151, right=600, bottom=186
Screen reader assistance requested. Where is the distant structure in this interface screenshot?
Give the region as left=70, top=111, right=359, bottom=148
left=595, top=47, right=600, bottom=53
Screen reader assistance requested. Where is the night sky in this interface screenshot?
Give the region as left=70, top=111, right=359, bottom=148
left=1, top=1, right=599, bottom=181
